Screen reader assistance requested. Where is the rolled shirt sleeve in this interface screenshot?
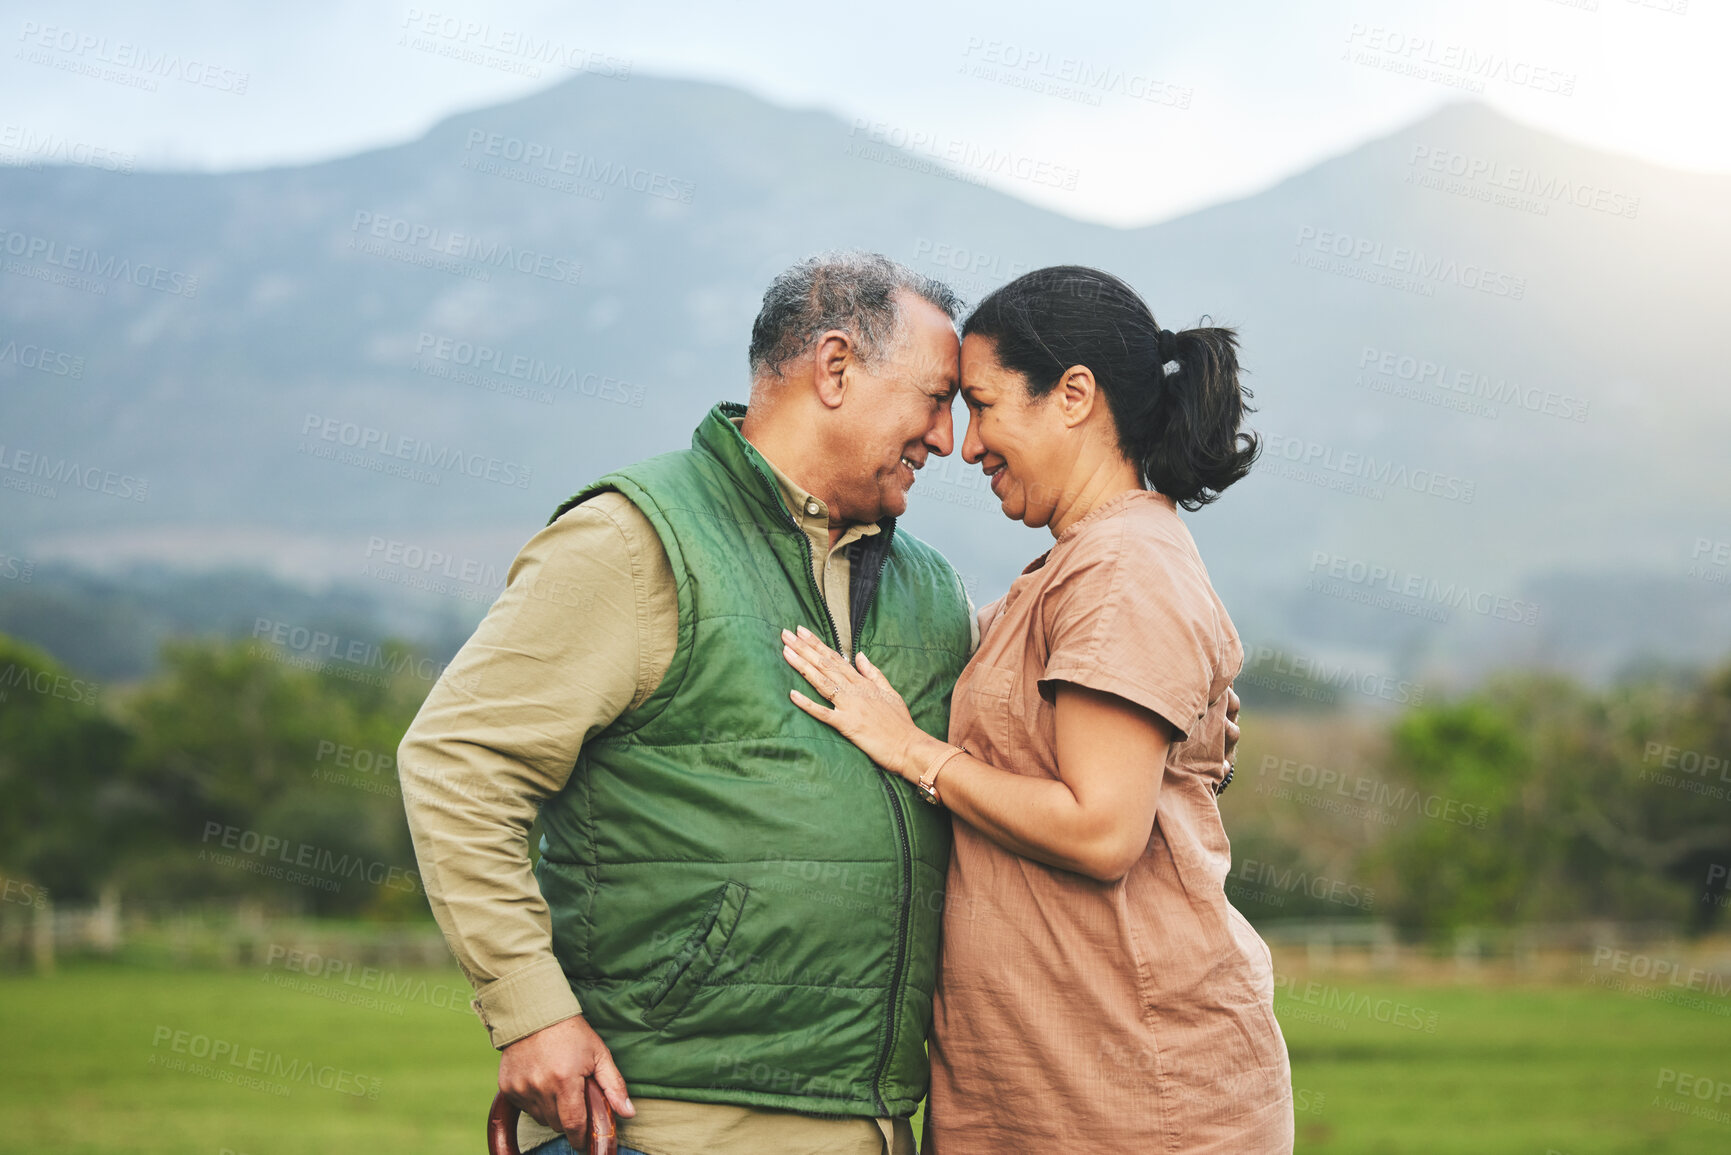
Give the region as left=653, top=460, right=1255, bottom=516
left=1034, top=517, right=1214, bottom=742
left=398, top=491, right=675, bottom=1048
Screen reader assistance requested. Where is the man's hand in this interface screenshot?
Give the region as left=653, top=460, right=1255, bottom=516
left=1223, top=686, right=1241, bottom=772
left=499, top=1015, right=635, bottom=1138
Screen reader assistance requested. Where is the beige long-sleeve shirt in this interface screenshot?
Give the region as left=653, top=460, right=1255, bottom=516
left=400, top=432, right=934, bottom=1155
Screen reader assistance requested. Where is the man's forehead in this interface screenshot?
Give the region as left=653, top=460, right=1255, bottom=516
left=896, top=290, right=959, bottom=336
left=903, top=339, right=959, bottom=390
left=889, top=294, right=959, bottom=382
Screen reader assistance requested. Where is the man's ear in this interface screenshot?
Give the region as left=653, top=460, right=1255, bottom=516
left=812, top=331, right=851, bottom=410
left=1056, top=364, right=1098, bottom=428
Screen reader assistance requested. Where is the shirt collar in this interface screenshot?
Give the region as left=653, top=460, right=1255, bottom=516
left=728, top=416, right=882, bottom=544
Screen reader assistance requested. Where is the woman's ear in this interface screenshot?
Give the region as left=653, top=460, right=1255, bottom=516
left=1056, top=364, right=1098, bottom=428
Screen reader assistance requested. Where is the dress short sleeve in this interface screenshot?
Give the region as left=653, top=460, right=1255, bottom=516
left=1035, top=517, right=1216, bottom=741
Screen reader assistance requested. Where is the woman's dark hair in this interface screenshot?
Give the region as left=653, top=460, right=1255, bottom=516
left=961, top=265, right=1258, bottom=510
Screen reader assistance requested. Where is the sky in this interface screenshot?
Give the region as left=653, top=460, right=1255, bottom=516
left=1, top=0, right=1726, bottom=227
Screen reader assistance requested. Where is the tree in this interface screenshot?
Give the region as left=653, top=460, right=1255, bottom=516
left=1365, top=667, right=1731, bottom=936
left=0, top=635, right=131, bottom=902
left=118, top=637, right=428, bottom=916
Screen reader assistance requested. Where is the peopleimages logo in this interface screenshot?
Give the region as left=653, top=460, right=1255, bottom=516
left=0, top=227, right=199, bottom=297
left=299, top=413, right=533, bottom=489
left=396, top=9, right=631, bottom=79
left=249, top=617, right=462, bottom=687
left=1294, top=226, right=1526, bottom=300
left=15, top=21, right=251, bottom=94
left=363, top=536, right=505, bottom=588
left=413, top=332, right=647, bottom=406
left=845, top=119, right=1081, bottom=191
left=1653, top=1068, right=1731, bottom=1127
left=198, top=821, right=421, bottom=895
left=911, top=238, right=1034, bottom=283
left=956, top=38, right=1193, bottom=109
left=262, top=944, right=472, bottom=1016
left=1690, top=538, right=1730, bottom=585
left=460, top=130, right=694, bottom=203
left=311, top=738, right=402, bottom=799
left=0, top=122, right=136, bottom=173
left=0, top=443, right=149, bottom=502
left=1263, top=433, right=1476, bottom=504
left=347, top=211, right=582, bottom=287
left=1274, top=974, right=1441, bottom=1033
left=1342, top=24, right=1576, bottom=97
left=1, top=873, right=49, bottom=910
left=1232, top=859, right=1375, bottom=910
left=149, top=1026, right=382, bottom=1099
left=1254, top=754, right=1489, bottom=829
left=1237, top=645, right=1426, bottom=706
left=1594, top=948, right=1731, bottom=997
left=1358, top=346, right=1588, bottom=423
left=0, top=661, right=100, bottom=706
left=0, top=336, right=84, bottom=378
left=1406, top=145, right=1639, bottom=220
left=1307, top=551, right=1540, bottom=627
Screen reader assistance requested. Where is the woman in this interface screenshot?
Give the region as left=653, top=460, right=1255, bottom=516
left=780, top=266, right=1293, bottom=1152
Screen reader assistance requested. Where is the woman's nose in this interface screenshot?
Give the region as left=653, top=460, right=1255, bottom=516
left=960, top=411, right=984, bottom=464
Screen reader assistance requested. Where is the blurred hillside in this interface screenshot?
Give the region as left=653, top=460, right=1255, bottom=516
left=2, top=75, right=1729, bottom=689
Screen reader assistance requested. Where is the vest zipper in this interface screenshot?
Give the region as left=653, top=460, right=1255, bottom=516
left=855, top=528, right=909, bottom=1112
left=743, top=452, right=913, bottom=1113
left=871, top=765, right=915, bottom=1114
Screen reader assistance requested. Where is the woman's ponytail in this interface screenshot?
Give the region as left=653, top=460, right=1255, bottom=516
left=1140, top=324, right=1259, bottom=509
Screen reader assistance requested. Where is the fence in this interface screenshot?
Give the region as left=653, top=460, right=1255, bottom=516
left=5, top=897, right=1727, bottom=989
left=1255, top=917, right=1727, bottom=982
left=0, top=892, right=450, bottom=973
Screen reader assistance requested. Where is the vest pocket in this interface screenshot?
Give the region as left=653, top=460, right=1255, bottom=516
left=641, top=880, right=750, bottom=1030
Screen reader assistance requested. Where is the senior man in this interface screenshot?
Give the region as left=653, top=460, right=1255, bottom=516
left=399, top=252, right=976, bottom=1155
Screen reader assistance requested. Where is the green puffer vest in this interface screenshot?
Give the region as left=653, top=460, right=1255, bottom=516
left=535, top=402, right=972, bottom=1117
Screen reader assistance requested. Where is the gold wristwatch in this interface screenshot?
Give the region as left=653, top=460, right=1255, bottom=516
left=916, top=745, right=966, bottom=806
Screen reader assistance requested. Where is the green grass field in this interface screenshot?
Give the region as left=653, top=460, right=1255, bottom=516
left=1, top=965, right=1727, bottom=1154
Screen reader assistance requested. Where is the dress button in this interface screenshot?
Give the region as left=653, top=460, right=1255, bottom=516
left=805, top=499, right=822, bottom=516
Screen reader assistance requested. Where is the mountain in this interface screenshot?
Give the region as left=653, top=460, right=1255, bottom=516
left=2, top=75, right=1728, bottom=691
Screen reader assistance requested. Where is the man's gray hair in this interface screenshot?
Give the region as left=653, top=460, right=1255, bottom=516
left=748, top=251, right=961, bottom=381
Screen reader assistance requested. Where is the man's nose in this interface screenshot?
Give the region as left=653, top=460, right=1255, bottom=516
left=925, top=401, right=955, bottom=457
